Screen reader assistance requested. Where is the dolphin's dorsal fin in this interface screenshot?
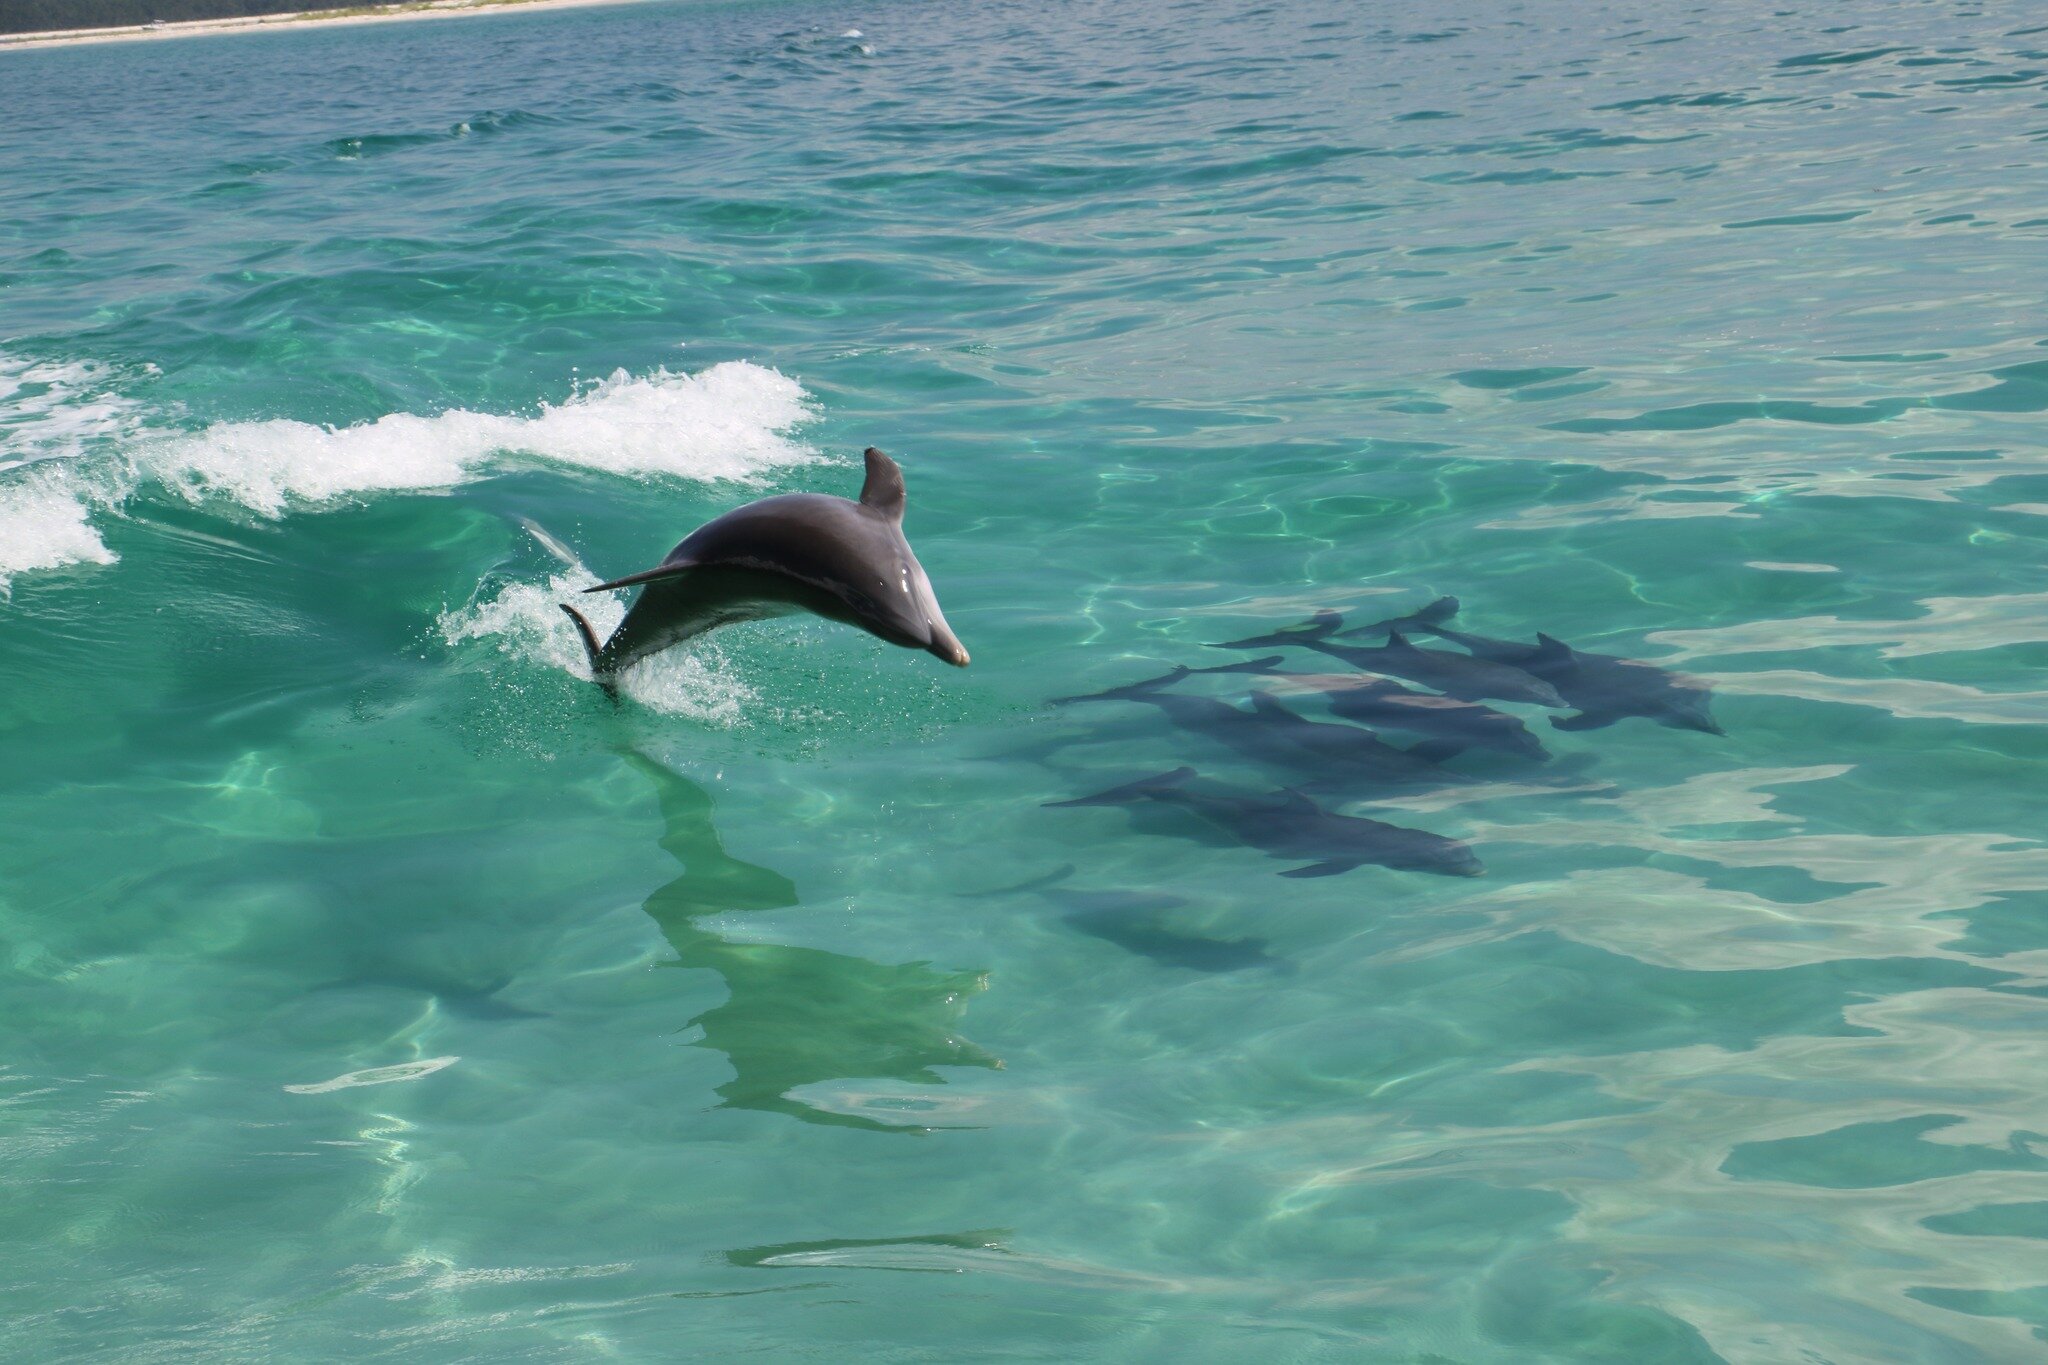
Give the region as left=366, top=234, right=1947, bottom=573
left=1532, top=632, right=1575, bottom=661
left=860, top=447, right=907, bottom=520
left=1386, top=629, right=1415, bottom=650
left=1248, top=691, right=1294, bottom=718
left=1277, top=786, right=1322, bottom=814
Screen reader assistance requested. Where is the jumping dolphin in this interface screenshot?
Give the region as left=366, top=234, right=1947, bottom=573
left=1047, top=767, right=1483, bottom=878
left=1347, top=613, right=1721, bottom=734
left=1214, top=611, right=1566, bottom=709
left=563, top=448, right=969, bottom=688
left=1051, top=668, right=1457, bottom=791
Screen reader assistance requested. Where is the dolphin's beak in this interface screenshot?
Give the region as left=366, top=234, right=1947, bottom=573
left=929, top=624, right=971, bottom=667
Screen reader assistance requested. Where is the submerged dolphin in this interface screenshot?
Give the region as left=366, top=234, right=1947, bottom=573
left=1293, top=675, right=1547, bottom=760
left=1214, top=611, right=1566, bottom=709
left=1435, top=629, right=1719, bottom=734
left=562, top=447, right=969, bottom=688
left=1052, top=668, right=1456, bottom=790
left=1052, top=653, right=1545, bottom=761
left=1047, top=767, right=1483, bottom=879
left=1342, top=604, right=1720, bottom=734
left=1198, top=657, right=1547, bottom=761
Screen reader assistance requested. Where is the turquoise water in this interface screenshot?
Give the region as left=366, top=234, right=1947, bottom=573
left=6, top=0, right=2048, bottom=1356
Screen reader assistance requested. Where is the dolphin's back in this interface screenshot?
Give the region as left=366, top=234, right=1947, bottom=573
left=676, top=496, right=887, bottom=606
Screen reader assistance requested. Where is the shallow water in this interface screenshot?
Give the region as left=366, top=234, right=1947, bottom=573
left=5, top=0, right=2048, bottom=1357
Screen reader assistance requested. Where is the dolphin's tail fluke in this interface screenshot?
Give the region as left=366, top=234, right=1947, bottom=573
left=1045, top=766, right=1197, bottom=809
left=559, top=604, right=619, bottom=700
left=1337, top=596, right=1460, bottom=639
left=1051, top=666, right=1191, bottom=706
left=1211, top=610, right=1346, bottom=651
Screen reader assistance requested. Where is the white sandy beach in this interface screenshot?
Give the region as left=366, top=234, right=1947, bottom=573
left=0, top=0, right=646, bottom=51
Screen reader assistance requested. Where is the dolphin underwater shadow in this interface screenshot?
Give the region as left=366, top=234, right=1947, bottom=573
left=626, top=750, right=998, bottom=1133
left=1052, top=665, right=1465, bottom=794
left=564, top=448, right=969, bottom=693
left=1149, top=652, right=1550, bottom=761
left=974, top=864, right=1285, bottom=973
left=1047, top=767, right=1483, bottom=879
left=1339, top=597, right=1722, bottom=734
left=1214, top=606, right=1566, bottom=709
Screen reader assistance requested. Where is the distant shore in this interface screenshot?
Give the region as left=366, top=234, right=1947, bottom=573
left=0, top=0, right=646, bottom=51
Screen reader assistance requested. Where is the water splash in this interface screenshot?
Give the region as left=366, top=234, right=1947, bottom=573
left=438, top=567, right=757, bottom=726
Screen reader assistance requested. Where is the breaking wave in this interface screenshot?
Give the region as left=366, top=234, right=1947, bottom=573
left=0, top=354, right=149, bottom=593
left=0, top=353, right=816, bottom=593
left=144, top=362, right=816, bottom=517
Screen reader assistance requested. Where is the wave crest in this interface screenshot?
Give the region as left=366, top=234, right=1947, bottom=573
left=146, top=361, right=815, bottom=517
left=0, top=356, right=816, bottom=592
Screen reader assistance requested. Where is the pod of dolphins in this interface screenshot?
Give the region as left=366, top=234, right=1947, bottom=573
left=1043, top=596, right=1721, bottom=881
left=553, top=453, right=1717, bottom=924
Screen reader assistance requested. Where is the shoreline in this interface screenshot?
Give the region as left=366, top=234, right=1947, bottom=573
left=0, top=0, right=648, bottom=51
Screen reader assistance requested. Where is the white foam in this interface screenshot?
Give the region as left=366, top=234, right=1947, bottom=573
left=0, top=353, right=149, bottom=466
left=0, top=353, right=149, bottom=591
left=146, top=361, right=816, bottom=517
left=0, top=356, right=816, bottom=593
left=0, top=470, right=118, bottom=594
left=439, top=565, right=757, bottom=726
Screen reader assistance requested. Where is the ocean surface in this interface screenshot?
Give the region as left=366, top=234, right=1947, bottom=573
left=5, top=0, right=2048, bottom=1357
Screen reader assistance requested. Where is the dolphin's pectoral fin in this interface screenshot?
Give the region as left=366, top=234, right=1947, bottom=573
left=1280, top=860, right=1355, bottom=879
left=585, top=559, right=698, bottom=593
left=860, top=447, right=907, bottom=520
left=1549, top=711, right=1613, bottom=732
